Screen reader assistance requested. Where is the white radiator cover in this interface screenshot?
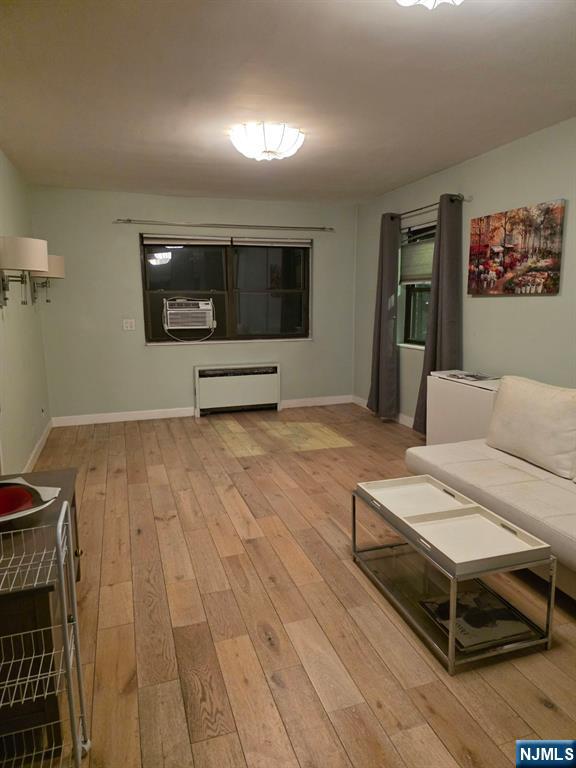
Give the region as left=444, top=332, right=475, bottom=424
left=194, top=363, right=280, bottom=415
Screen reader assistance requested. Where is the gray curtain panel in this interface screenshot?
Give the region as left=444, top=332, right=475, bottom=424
left=412, top=194, right=463, bottom=434
left=367, top=212, right=401, bottom=420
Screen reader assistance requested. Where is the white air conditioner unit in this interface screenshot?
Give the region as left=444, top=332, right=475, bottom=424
left=163, top=298, right=216, bottom=330
left=194, top=364, right=280, bottom=416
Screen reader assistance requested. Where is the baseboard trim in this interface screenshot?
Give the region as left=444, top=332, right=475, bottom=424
left=398, top=412, right=415, bottom=428
left=350, top=398, right=414, bottom=428
left=279, top=395, right=355, bottom=410
left=50, top=396, right=373, bottom=426
left=51, top=406, right=197, bottom=427
left=23, top=419, right=52, bottom=472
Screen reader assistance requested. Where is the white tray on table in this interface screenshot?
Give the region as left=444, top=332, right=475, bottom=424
left=355, top=475, right=550, bottom=578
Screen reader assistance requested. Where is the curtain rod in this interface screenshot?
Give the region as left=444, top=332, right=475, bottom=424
left=401, top=219, right=437, bottom=233
left=114, top=218, right=335, bottom=233
left=400, top=194, right=467, bottom=221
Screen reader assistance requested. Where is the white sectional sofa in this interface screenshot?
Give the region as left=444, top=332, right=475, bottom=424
left=405, top=376, right=576, bottom=599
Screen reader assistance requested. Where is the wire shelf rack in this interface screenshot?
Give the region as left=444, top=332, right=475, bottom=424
left=0, top=717, right=86, bottom=768
left=0, top=503, right=90, bottom=767
left=0, top=525, right=68, bottom=594
left=0, top=625, right=75, bottom=709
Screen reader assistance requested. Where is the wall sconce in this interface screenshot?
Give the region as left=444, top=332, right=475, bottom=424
left=0, top=237, right=49, bottom=307
left=31, top=255, right=66, bottom=303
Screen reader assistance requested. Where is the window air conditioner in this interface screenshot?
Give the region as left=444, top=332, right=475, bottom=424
left=162, top=298, right=216, bottom=330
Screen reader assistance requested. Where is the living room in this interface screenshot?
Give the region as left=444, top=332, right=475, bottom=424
left=0, top=1, right=575, bottom=767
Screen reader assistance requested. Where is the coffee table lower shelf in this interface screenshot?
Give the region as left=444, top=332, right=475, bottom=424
left=354, top=544, right=550, bottom=674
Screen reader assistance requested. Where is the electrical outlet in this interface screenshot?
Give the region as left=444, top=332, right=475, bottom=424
left=122, top=318, right=136, bottom=331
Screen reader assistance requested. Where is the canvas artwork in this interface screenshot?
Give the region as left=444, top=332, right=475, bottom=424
left=468, top=199, right=566, bottom=296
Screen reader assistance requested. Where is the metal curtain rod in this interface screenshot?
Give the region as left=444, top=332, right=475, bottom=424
left=401, top=219, right=437, bottom=233
left=114, top=218, right=335, bottom=232
left=400, top=193, right=467, bottom=221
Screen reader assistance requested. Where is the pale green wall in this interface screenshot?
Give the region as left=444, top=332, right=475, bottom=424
left=15, top=117, right=576, bottom=426
left=0, top=150, right=50, bottom=472
left=30, top=188, right=357, bottom=417
left=355, top=118, right=576, bottom=419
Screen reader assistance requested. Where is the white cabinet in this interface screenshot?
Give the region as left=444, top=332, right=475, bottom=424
left=427, top=371, right=500, bottom=445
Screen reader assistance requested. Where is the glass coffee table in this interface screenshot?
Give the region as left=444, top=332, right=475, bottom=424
left=352, top=475, right=556, bottom=674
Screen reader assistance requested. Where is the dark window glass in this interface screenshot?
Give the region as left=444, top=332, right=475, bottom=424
left=269, top=248, right=304, bottom=289
left=141, top=239, right=310, bottom=342
left=236, top=292, right=304, bottom=336
left=235, top=247, right=304, bottom=290
left=404, top=284, right=430, bottom=345
left=143, top=245, right=226, bottom=291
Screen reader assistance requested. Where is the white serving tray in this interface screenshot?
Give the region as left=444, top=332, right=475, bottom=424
left=412, top=513, right=532, bottom=563
left=361, top=482, right=465, bottom=518
left=355, top=475, right=551, bottom=577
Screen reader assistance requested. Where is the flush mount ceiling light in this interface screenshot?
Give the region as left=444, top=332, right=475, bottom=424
left=230, top=122, right=305, bottom=161
left=397, top=0, right=464, bottom=8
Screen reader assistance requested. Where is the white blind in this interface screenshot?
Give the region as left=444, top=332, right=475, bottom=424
left=400, top=241, right=434, bottom=284
left=142, top=234, right=232, bottom=246
left=142, top=235, right=312, bottom=247
left=232, top=237, right=312, bottom=247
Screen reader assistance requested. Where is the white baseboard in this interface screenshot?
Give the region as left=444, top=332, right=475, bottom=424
left=51, top=406, right=197, bottom=427
left=23, top=419, right=52, bottom=472
left=49, top=397, right=398, bottom=428
left=279, top=395, right=355, bottom=410
left=398, top=412, right=415, bottom=428
left=350, top=397, right=414, bottom=428
left=33, top=399, right=414, bottom=462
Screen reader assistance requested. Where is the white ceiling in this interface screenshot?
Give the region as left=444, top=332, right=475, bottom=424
left=1, top=0, right=575, bottom=201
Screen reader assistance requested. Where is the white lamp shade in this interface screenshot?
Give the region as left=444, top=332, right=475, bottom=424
left=0, top=236, right=49, bottom=272
left=31, top=254, right=66, bottom=279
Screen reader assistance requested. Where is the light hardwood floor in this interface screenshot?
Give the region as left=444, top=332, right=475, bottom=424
left=34, top=405, right=576, bottom=768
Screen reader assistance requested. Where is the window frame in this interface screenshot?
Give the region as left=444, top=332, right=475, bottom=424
left=140, top=235, right=312, bottom=344
left=402, top=282, right=431, bottom=346
left=398, top=222, right=435, bottom=348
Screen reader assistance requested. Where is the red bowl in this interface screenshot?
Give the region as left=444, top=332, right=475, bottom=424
left=0, top=486, right=35, bottom=517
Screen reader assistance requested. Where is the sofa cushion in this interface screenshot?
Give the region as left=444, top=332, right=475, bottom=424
left=486, top=376, right=576, bottom=479
left=405, top=440, right=576, bottom=571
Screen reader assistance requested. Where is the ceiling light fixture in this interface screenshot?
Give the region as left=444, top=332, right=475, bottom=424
left=230, top=122, right=305, bottom=161
left=396, top=0, right=464, bottom=9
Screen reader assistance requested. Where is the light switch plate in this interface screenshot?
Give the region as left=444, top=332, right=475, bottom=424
left=122, top=318, right=136, bottom=331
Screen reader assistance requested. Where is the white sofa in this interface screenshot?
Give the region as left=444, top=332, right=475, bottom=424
left=405, top=376, right=576, bottom=600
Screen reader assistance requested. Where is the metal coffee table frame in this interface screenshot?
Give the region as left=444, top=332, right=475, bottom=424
left=352, top=486, right=556, bottom=675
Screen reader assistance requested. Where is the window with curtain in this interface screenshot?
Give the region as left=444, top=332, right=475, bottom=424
left=398, top=225, right=435, bottom=346
left=140, top=235, right=311, bottom=342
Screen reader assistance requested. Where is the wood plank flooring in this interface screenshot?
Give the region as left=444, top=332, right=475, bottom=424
left=34, top=405, right=576, bottom=768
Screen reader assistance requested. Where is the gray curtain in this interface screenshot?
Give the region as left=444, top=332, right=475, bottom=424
left=367, top=213, right=401, bottom=420
left=413, top=194, right=463, bottom=434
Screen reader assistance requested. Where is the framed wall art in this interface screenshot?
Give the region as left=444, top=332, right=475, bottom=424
left=468, top=199, right=566, bottom=296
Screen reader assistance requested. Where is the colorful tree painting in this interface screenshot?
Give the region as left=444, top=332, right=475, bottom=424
left=468, top=200, right=565, bottom=296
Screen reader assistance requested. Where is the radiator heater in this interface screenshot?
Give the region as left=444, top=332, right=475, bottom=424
left=194, top=364, right=280, bottom=416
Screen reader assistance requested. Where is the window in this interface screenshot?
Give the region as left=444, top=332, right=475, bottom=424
left=404, top=284, right=430, bottom=345
left=399, top=225, right=435, bottom=346
left=140, top=235, right=310, bottom=343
